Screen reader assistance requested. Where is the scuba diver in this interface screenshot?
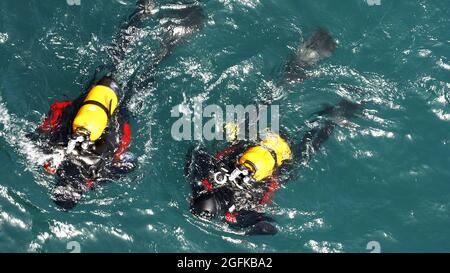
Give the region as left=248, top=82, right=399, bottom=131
left=31, top=0, right=205, bottom=210
left=185, top=28, right=363, bottom=235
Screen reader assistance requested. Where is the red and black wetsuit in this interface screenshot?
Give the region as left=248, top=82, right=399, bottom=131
left=35, top=77, right=134, bottom=210
left=185, top=100, right=363, bottom=235
left=30, top=1, right=207, bottom=210
left=185, top=141, right=283, bottom=236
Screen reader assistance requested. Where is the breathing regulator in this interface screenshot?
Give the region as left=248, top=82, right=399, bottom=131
left=66, top=128, right=94, bottom=155
left=212, top=164, right=255, bottom=190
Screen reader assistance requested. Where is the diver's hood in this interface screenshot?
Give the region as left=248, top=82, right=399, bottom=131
left=98, top=76, right=123, bottom=100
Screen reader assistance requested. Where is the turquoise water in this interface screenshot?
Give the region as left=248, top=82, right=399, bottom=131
left=0, top=0, right=449, bottom=252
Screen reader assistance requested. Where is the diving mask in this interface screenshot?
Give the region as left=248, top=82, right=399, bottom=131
left=213, top=164, right=255, bottom=189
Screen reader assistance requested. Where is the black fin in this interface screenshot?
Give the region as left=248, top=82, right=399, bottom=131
left=303, top=28, right=337, bottom=59
left=109, top=0, right=156, bottom=70
left=120, top=2, right=206, bottom=103
left=283, top=28, right=337, bottom=84
left=155, top=3, right=205, bottom=64
left=316, top=99, right=363, bottom=119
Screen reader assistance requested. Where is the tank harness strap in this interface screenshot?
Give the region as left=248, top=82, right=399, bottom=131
left=243, top=160, right=258, bottom=173
left=262, top=145, right=279, bottom=168
left=81, top=100, right=112, bottom=118
left=243, top=145, right=279, bottom=174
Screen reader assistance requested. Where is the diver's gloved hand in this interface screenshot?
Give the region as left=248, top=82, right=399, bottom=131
left=111, top=152, right=137, bottom=174
left=247, top=221, right=278, bottom=236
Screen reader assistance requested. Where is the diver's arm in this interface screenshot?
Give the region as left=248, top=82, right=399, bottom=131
left=231, top=179, right=279, bottom=235
left=185, top=146, right=217, bottom=197
left=113, top=121, right=132, bottom=162
left=28, top=100, right=76, bottom=153
left=189, top=180, right=278, bottom=235
left=109, top=0, right=155, bottom=69
left=259, top=177, right=281, bottom=204
left=293, top=121, right=337, bottom=164
left=294, top=99, right=363, bottom=163
left=226, top=210, right=278, bottom=235
left=38, top=101, right=74, bottom=132
left=111, top=119, right=136, bottom=174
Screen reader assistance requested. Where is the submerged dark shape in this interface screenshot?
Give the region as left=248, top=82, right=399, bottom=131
left=111, top=0, right=205, bottom=69
left=314, top=99, right=364, bottom=120
left=260, top=28, right=337, bottom=105
left=283, top=28, right=337, bottom=84
left=159, top=3, right=206, bottom=60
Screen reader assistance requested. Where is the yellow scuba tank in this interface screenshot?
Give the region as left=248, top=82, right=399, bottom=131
left=72, top=79, right=119, bottom=141
left=239, top=132, right=292, bottom=181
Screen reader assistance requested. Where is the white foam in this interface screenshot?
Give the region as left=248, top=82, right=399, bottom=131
left=0, top=211, right=28, bottom=229
left=418, top=49, right=431, bottom=57
left=437, top=58, right=450, bottom=71
left=305, top=240, right=344, bottom=253
left=50, top=221, right=84, bottom=239
left=27, top=232, right=50, bottom=252
left=0, top=185, right=27, bottom=213
left=220, top=0, right=261, bottom=10
left=0, top=97, right=67, bottom=175
left=432, top=108, right=450, bottom=121
left=109, top=227, right=134, bottom=242
left=0, top=33, right=8, bottom=44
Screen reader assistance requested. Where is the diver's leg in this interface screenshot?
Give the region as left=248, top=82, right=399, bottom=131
left=295, top=121, right=336, bottom=163
left=283, top=28, right=337, bottom=84
left=292, top=99, right=362, bottom=163
left=120, top=2, right=205, bottom=105
left=82, top=0, right=156, bottom=92
left=109, top=0, right=156, bottom=70
left=260, top=28, right=337, bottom=104
left=314, top=99, right=363, bottom=120
left=127, top=0, right=155, bottom=28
